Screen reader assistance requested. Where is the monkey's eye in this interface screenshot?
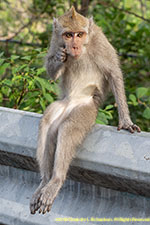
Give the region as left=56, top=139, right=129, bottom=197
left=77, top=32, right=84, bottom=38
left=65, top=32, right=73, bottom=38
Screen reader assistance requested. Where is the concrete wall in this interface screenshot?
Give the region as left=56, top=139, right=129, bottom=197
left=0, top=107, right=150, bottom=225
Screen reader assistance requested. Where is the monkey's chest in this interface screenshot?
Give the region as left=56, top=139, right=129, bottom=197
left=63, top=70, right=102, bottom=99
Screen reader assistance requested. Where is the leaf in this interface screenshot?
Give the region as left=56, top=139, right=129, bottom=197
left=1, top=86, right=11, bottom=96
left=0, top=52, right=4, bottom=58
left=21, top=56, right=31, bottom=61
left=96, top=119, right=106, bottom=125
left=143, top=107, right=150, bottom=119
left=11, top=55, right=20, bottom=60
left=34, top=77, right=46, bottom=93
left=0, top=59, right=5, bottom=66
left=129, top=94, right=138, bottom=106
left=51, top=82, right=59, bottom=95
left=0, top=93, right=3, bottom=102
left=0, top=63, right=10, bottom=76
left=35, top=48, right=42, bottom=52
left=104, top=111, right=113, bottom=119
left=105, top=104, right=114, bottom=110
left=44, top=93, right=54, bottom=103
left=2, top=79, right=12, bottom=87
left=37, top=52, right=46, bottom=58
left=37, top=67, right=46, bottom=75
left=136, top=87, right=148, bottom=98
left=26, top=91, right=40, bottom=98
left=97, top=112, right=108, bottom=125
left=34, top=77, right=52, bottom=92
left=40, top=98, right=46, bottom=111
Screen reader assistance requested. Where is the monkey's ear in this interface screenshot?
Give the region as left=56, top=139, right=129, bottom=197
left=88, top=16, right=94, bottom=32
left=89, top=16, right=94, bottom=27
left=53, top=17, right=61, bottom=31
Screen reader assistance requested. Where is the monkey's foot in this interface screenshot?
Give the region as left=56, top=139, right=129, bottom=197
left=38, top=180, right=61, bottom=214
left=30, top=181, right=47, bottom=214
left=118, top=123, right=141, bottom=133
left=30, top=188, right=43, bottom=214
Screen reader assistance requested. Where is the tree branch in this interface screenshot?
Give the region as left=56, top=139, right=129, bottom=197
left=0, top=39, right=41, bottom=47
left=119, top=7, right=150, bottom=22
left=98, top=1, right=150, bottom=23
left=0, top=16, right=37, bottom=41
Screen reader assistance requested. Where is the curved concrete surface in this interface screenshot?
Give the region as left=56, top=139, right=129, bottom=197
left=0, top=165, right=150, bottom=225
left=0, top=107, right=150, bottom=224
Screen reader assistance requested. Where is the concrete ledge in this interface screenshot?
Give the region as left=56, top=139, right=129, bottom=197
left=1, top=165, right=150, bottom=225
left=0, top=106, right=150, bottom=197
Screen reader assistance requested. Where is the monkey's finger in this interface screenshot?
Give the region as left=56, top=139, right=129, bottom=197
left=62, top=47, right=67, bottom=52
left=128, top=126, right=134, bottom=133
left=60, top=46, right=66, bottom=50
left=117, top=125, right=122, bottom=131
left=61, top=55, right=67, bottom=61
left=132, top=124, right=141, bottom=133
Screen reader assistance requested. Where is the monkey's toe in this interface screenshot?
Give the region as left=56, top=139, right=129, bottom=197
left=39, top=203, right=52, bottom=214
left=30, top=202, right=38, bottom=214
left=30, top=193, right=42, bottom=214
left=39, top=201, right=52, bottom=214
left=38, top=191, right=53, bottom=214
left=30, top=205, right=36, bottom=214
left=128, top=124, right=141, bottom=133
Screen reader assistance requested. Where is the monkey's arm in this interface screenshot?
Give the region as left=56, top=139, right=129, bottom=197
left=45, top=46, right=67, bottom=80
left=109, top=66, right=141, bottom=133
left=93, top=28, right=140, bottom=132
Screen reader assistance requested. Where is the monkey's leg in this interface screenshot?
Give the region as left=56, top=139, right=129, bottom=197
left=30, top=101, right=66, bottom=214
left=30, top=120, right=56, bottom=214
left=38, top=101, right=97, bottom=214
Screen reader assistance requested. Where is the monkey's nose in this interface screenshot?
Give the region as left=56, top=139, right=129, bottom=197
left=72, top=46, right=78, bottom=50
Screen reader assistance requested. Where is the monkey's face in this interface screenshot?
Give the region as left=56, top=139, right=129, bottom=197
left=62, top=31, right=87, bottom=59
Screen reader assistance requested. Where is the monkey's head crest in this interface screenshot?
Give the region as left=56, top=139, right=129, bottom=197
left=57, top=6, right=89, bottom=32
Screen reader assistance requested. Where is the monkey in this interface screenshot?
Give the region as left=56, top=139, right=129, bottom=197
left=30, top=6, right=141, bottom=215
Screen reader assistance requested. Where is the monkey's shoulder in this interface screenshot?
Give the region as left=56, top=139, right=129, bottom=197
left=89, top=24, right=116, bottom=55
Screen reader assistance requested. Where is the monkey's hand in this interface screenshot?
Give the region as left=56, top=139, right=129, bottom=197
left=118, top=120, right=141, bottom=133
left=55, top=47, right=67, bottom=63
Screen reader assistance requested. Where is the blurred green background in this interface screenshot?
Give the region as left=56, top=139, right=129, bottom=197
left=0, top=0, right=150, bottom=131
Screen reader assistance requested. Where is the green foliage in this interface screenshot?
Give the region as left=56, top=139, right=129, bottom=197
left=127, top=87, right=150, bottom=131
left=0, top=49, right=58, bottom=113
left=96, top=105, right=114, bottom=125
left=92, top=1, right=150, bottom=131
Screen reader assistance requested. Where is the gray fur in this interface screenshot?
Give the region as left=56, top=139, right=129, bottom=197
left=30, top=13, right=140, bottom=215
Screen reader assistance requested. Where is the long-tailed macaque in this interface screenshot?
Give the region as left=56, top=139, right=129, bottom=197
left=30, top=6, right=141, bottom=214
